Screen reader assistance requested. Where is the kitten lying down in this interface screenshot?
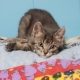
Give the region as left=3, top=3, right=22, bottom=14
left=6, top=9, right=65, bottom=58
left=0, top=41, right=80, bottom=70
left=6, top=28, right=65, bottom=58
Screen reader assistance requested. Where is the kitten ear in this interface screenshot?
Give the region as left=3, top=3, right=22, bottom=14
left=54, top=28, right=65, bottom=39
left=32, top=21, right=44, bottom=37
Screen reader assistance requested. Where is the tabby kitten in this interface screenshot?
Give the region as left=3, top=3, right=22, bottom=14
left=6, top=9, right=65, bottom=57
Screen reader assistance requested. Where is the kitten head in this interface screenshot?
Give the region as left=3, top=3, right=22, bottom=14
left=31, top=21, right=65, bottom=58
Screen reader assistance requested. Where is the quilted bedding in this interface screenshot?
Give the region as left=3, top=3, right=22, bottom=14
left=0, top=36, right=80, bottom=80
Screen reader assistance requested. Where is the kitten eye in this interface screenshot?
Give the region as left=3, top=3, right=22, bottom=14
left=50, top=45, right=55, bottom=49
left=39, top=43, right=43, bottom=47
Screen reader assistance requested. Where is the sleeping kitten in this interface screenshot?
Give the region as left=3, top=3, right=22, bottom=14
left=6, top=9, right=65, bottom=57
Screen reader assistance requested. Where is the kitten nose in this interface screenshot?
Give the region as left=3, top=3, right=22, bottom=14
left=44, top=51, right=48, bottom=55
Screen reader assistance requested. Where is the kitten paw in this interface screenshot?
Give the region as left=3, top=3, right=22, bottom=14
left=6, top=42, right=16, bottom=52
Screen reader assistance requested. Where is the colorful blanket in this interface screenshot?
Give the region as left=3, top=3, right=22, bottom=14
left=0, top=59, right=80, bottom=80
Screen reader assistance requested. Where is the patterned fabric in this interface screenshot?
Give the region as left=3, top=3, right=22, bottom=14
left=0, top=59, right=80, bottom=80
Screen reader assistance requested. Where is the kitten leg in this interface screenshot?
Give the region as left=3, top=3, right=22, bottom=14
left=6, top=38, right=33, bottom=52
left=18, top=15, right=31, bottom=38
left=14, top=41, right=32, bottom=51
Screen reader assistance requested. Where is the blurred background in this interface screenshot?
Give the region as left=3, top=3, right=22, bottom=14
left=0, top=0, right=80, bottom=39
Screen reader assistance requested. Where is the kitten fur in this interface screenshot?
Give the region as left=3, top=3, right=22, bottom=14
left=6, top=9, right=65, bottom=57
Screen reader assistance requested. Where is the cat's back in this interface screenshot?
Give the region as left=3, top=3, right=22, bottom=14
left=25, top=9, right=53, bottom=24
left=25, top=9, right=59, bottom=30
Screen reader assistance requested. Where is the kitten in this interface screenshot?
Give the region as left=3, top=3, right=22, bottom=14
left=6, top=9, right=65, bottom=57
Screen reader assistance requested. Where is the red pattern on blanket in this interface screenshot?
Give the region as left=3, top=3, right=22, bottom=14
left=0, top=59, right=80, bottom=80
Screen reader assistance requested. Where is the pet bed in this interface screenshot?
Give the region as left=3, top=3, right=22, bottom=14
left=0, top=36, right=80, bottom=80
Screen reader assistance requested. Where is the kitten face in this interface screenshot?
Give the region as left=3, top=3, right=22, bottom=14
left=33, top=36, right=64, bottom=57
left=32, top=21, right=65, bottom=57
left=33, top=37, right=58, bottom=57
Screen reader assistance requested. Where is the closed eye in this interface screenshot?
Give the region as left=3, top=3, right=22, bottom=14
left=49, top=45, right=55, bottom=49
left=39, top=43, right=43, bottom=47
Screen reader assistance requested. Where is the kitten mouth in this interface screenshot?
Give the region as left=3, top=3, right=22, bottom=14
left=45, top=52, right=58, bottom=58
left=33, top=49, right=58, bottom=58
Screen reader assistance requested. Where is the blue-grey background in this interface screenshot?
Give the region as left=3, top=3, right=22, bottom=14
left=0, top=0, right=80, bottom=39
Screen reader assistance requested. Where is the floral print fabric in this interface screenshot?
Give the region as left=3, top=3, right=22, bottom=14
left=0, top=59, right=80, bottom=80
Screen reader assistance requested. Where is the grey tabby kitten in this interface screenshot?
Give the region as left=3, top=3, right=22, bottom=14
left=6, top=9, right=65, bottom=57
